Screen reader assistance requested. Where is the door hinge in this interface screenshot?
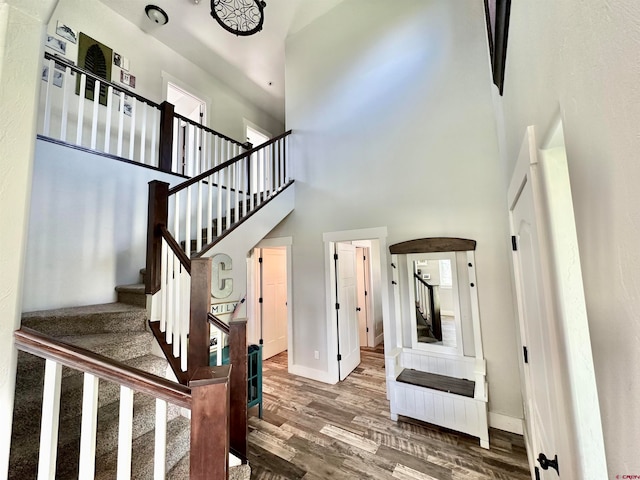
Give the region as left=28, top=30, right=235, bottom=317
left=334, top=253, right=338, bottom=260
left=534, top=467, right=540, bottom=480
left=364, top=290, right=368, bottom=296
left=337, top=354, right=342, bottom=361
left=258, top=257, right=263, bottom=263
left=335, top=303, right=340, bottom=310
left=259, top=297, right=263, bottom=304
left=512, top=235, right=518, bottom=251
left=366, top=327, right=369, bottom=333
left=523, top=346, right=529, bottom=364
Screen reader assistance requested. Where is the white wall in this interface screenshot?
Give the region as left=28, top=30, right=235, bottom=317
left=22, top=139, right=188, bottom=311
left=269, top=0, right=522, bottom=419
left=47, top=0, right=283, bottom=142
left=497, top=0, right=640, bottom=473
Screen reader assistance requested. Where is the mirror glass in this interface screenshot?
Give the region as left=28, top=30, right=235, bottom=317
left=407, top=252, right=463, bottom=355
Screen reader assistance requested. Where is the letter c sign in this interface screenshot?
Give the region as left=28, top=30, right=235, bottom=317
left=211, top=253, right=233, bottom=299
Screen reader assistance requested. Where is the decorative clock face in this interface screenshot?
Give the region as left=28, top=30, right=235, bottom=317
left=211, top=0, right=266, bottom=36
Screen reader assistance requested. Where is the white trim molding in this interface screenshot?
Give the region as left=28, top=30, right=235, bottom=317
left=489, top=411, right=524, bottom=435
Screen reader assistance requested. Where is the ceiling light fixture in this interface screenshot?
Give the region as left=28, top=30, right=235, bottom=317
left=145, top=5, right=169, bottom=25
left=210, top=0, right=266, bottom=36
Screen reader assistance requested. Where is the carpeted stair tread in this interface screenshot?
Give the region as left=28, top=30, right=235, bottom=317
left=56, top=331, right=153, bottom=359
left=21, top=302, right=147, bottom=336
left=94, top=415, right=191, bottom=480
left=115, top=283, right=146, bottom=293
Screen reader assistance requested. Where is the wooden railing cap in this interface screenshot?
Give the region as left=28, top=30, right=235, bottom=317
left=189, top=365, right=232, bottom=387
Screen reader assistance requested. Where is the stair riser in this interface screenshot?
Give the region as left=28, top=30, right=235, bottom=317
left=116, top=290, right=147, bottom=308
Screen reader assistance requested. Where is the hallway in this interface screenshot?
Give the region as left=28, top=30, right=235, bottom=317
left=247, top=347, right=530, bottom=479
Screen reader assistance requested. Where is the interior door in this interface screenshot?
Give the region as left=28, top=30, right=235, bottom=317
left=510, top=172, right=560, bottom=478
left=336, top=242, right=360, bottom=380
left=261, top=248, right=287, bottom=360
left=355, top=247, right=368, bottom=347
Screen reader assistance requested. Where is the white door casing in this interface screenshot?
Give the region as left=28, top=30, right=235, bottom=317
left=508, top=124, right=606, bottom=479
left=336, top=242, right=360, bottom=381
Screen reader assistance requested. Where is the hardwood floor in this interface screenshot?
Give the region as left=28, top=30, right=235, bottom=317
left=247, top=346, right=531, bottom=479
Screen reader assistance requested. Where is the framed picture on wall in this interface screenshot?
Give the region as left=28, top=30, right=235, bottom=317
left=76, top=32, right=113, bottom=106
left=484, top=0, right=511, bottom=95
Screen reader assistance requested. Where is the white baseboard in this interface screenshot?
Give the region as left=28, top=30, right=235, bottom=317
left=488, top=411, right=524, bottom=435
left=375, top=333, right=384, bottom=346
left=289, top=364, right=336, bottom=385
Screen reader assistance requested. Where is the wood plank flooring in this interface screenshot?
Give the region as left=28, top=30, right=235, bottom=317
left=248, top=346, right=531, bottom=479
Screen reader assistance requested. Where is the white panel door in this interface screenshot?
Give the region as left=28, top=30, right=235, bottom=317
left=336, top=243, right=360, bottom=380
left=261, top=248, right=287, bottom=360
left=511, top=172, right=561, bottom=479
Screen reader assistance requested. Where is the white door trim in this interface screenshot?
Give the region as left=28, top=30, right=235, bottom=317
left=323, top=227, right=389, bottom=384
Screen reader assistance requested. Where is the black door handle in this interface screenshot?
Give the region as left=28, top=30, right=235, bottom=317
left=537, top=453, right=559, bottom=475
left=356, top=307, right=361, bottom=311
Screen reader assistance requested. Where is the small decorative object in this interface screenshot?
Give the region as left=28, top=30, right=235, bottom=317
left=120, top=70, right=136, bottom=88
left=113, top=52, right=130, bottom=71
left=56, top=21, right=77, bottom=44
left=145, top=5, right=169, bottom=25
left=77, top=33, right=113, bottom=106
left=45, top=35, right=67, bottom=55
left=210, top=0, right=266, bottom=36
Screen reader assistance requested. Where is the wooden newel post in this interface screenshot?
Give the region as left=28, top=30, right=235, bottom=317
left=229, top=319, right=248, bottom=459
left=158, top=101, right=175, bottom=173
left=145, top=180, right=169, bottom=295
left=189, top=258, right=212, bottom=376
left=189, top=365, right=232, bottom=480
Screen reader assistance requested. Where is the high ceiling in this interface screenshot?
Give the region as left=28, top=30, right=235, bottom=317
left=97, top=0, right=344, bottom=122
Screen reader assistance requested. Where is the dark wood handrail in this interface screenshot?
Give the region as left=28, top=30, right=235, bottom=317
left=414, top=273, right=435, bottom=292
left=14, top=327, right=192, bottom=409
left=208, top=313, right=230, bottom=335
left=44, top=52, right=160, bottom=109
left=159, top=224, right=192, bottom=274
left=173, top=112, right=247, bottom=148
left=169, top=130, right=293, bottom=196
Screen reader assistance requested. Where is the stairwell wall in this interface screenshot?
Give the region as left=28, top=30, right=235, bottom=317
left=268, top=0, right=523, bottom=422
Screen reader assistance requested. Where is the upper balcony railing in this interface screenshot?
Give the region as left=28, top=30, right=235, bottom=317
left=38, top=52, right=248, bottom=178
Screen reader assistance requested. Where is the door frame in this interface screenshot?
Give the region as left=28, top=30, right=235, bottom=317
left=323, top=227, right=390, bottom=384
left=508, top=122, right=607, bottom=478
left=248, top=237, right=293, bottom=371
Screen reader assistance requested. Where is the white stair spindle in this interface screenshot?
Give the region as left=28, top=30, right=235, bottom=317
left=150, top=107, right=158, bottom=167
left=217, top=168, right=223, bottom=237
left=166, top=246, right=174, bottom=345
left=207, top=172, right=213, bottom=244
left=140, top=103, right=148, bottom=164
left=42, top=59, right=54, bottom=136
left=172, top=118, right=180, bottom=173
left=274, top=139, right=280, bottom=190
left=226, top=165, right=232, bottom=229
left=242, top=156, right=248, bottom=217
left=116, top=91, right=125, bottom=157
left=76, top=74, right=87, bottom=146
left=116, top=385, right=134, bottom=480
left=153, top=399, right=167, bottom=480
left=197, top=179, right=203, bottom=252
left=181, top=270, right=190, bottom=371
left=285, top=134, right=290, bottom=182
left=160, top=238, right=168, bottom=332
left=249, top=152, right=255, bottom=212
left=173, top=257, right=181, bottom=358
left=90, top=80, right=100, bottom=149
left=186, top=186, right=192, bottom=258
left=37, top=359, right=62, bottom=480
left=234, top=148, right=240, bottom=218
left=78, top=373, right=99, bottom=480
left=257, top=149, right=264, bottom=206
left=104, top=85, right=113, bottom=153
left=128, top=99, right=137, bottom=160
left=60, top=66, right=71, bottom=142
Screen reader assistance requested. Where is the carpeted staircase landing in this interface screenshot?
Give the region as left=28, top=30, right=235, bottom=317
left=10, top=273, right=250, bottom=479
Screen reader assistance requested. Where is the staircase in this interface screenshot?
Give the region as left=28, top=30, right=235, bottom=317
left=10, top=271, right=250, bottom=479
